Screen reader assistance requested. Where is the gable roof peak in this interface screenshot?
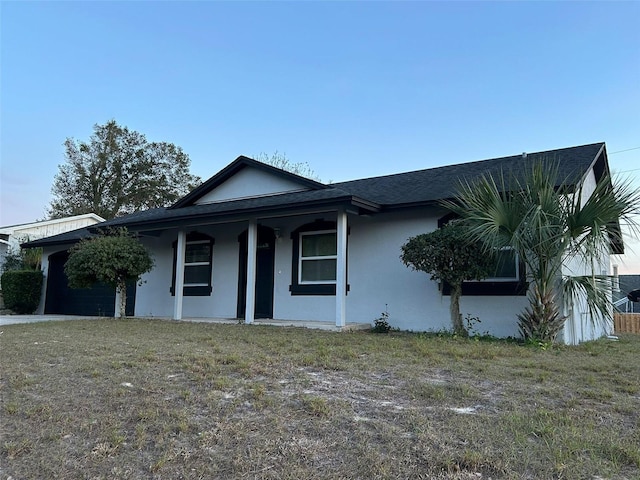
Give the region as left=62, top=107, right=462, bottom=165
left=170, top=155, right=328, bottom=209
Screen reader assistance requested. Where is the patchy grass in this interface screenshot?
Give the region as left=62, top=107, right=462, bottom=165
left=0, top=319, right=638, bottom=479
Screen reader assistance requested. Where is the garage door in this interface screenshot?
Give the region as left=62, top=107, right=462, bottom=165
left=44, top=250, right=136, bottom=316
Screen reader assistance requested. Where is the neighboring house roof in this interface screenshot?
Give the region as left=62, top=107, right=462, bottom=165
left=614, top=274, right=640, bottom=313
left=617, top=275, right=640, bottom=298
left=3, top=213, right=103, bottom=251
left=0, top=213, right=105, bottom=235
left=25, top=143, right=616, bottom=250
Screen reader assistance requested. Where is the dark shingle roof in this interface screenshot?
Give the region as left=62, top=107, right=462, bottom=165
left=615, top=275, right=640, bottom=312
left=96, top=187, right=375, bottom=230
left=21, top=227, right=98, bottom=248
left=618, top=275, right=640, bottom=296
left=334, top=142, right=605, bottom=206
left=25, top=142, right=607, bottom=247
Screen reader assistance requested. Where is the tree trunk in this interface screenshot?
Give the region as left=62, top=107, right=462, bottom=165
left=116, top=280, right=127, bottom=319
left=450, top=283, right=466, bottom=336
left=517, top=282, right=566, bottom=342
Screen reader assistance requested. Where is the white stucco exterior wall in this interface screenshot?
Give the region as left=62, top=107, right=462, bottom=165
left=133, top=208, right=529, bottom=337
left=343, top=209, right=528, bottom=337
left=35, top=248, right=52, bottom=314
left=558, top=167, right=614, bottom=344
left=560, top=247, right=612, bottom=345
left=30, top=207, right=535, bottom=339
left=135, top=223, right=247, bottom=319
left=195, top=167, right=309, bottom=205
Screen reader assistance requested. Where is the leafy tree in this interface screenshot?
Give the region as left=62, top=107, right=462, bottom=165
left=65, top=228, right=154, bottom=318
left=443, top=161, right=640, bottom=342
left=401, top=222, right=494, bottom=335
left=255, top=151, right=321, bottom=181
left=49, top=120, right=201, bottom=219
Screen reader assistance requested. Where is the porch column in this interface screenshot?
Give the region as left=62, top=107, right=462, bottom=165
left=245, top=218, right=258, bottom=324
left=173, top=230, right=186, bottom=320
left=335, top=208, right=348, bottom=327
left=114, top=289, right=122, bottom=318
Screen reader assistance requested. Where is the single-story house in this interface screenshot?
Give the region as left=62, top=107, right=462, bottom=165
left=26, top=142, right=621, bottom=344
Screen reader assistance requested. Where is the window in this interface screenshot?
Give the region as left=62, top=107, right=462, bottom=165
left=482, top=248, right=519, bottom=282
left=444, top=247, right=526, bottom=296
left=184, top=241, right=212, bottom=286
left=437, top=213, right=526, bottom=296
left=443, top=247, right=526, bottom=296
left=299, top=231, right=337, bottom=283
left=290, top=220, right=348, bottom=296
left=171, top=232, right=214, bottom=296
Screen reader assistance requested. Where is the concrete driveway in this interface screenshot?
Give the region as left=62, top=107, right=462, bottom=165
left=0, top=315, right=92, bottom=326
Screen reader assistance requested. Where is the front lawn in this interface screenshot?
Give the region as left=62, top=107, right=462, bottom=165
left=1, top=319, right=638, bottom=479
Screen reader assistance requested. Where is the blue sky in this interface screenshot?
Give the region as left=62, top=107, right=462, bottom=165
left=1, top=1, right=639, bottom=270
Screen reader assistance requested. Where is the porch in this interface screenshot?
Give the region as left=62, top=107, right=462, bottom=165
left=135, top=208, right=359, bottom=328
left=0, top=313, right=372, bottom=331
left=161, top=316, right=372, bottom=332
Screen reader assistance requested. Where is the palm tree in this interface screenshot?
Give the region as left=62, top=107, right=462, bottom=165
left=443, top=161, right=640, bottom=342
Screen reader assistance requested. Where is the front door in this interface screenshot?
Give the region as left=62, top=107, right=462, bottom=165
left=237, top=225, right=276, bottom=319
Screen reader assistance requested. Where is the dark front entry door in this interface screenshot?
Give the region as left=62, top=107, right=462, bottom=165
left=237, top=226, right=276, bottom=319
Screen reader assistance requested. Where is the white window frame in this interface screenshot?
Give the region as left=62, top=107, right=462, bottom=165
left=298, top=229, right=337, bottom=285
left=183, top=239, right=212, bottom=287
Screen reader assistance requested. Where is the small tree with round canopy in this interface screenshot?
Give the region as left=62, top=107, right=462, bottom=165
left=401, top=221, right=494, bottom=335
left=64, top=228, right=154, bottom=318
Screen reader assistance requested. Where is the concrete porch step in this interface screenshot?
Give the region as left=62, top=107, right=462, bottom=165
left=179, top=317, right=371, bottom=331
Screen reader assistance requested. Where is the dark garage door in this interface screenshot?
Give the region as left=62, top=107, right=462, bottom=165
left=44, top=250, right=135, bottom=316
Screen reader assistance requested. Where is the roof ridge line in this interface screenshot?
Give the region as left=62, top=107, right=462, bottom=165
left=333, top=142, right=605, bottom=185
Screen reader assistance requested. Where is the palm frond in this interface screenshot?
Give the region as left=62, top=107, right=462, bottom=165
left=443, top=171, right=523, bottom=252
left=566, top=174, right=640, bottom=262
left=561, top=275, right=613, bottom=327
left=443, top=157, right=638, bottom=342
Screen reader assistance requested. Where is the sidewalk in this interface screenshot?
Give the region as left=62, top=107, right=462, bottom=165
left=0, top=314, right=93, bottom=326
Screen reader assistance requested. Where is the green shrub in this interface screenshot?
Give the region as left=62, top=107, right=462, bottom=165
left=1, top=270, right=43, bottom=314
left=372, top=311, right=392, bottom=334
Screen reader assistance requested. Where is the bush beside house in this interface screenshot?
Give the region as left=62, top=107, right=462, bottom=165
left=1, top=270, right=44, bottom=314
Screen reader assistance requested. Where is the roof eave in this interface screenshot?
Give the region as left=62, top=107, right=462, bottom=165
left=21, top=233, right=95, bottom=249
left=92, top=196, right=380, bottom=233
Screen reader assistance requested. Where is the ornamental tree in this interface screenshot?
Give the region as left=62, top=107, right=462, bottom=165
left=65, top=228, right=154, bottom=318
left=401, top=222, right=494, bottom=335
